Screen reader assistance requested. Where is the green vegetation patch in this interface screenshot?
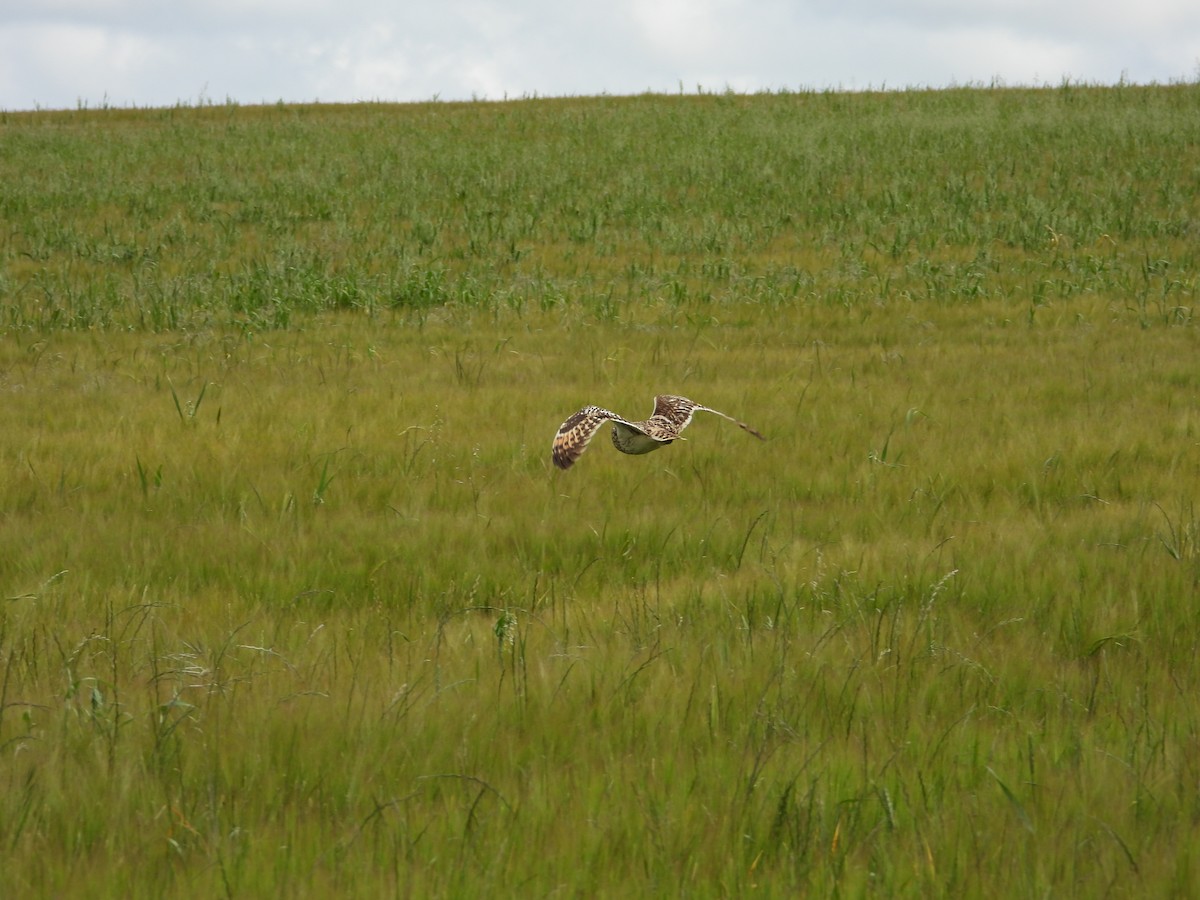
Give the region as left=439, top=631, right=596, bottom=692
left=1, top=85, right=1199, bottom=896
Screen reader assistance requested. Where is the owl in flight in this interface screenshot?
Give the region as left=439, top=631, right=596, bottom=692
left=552, top=394, right=765, bottom=470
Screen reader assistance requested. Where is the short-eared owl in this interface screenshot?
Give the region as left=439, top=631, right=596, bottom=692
left=552, top=395, right=765, bottom=470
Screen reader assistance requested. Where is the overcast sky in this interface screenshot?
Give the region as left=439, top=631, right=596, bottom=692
left=2, top=1, right=1198, bottom=111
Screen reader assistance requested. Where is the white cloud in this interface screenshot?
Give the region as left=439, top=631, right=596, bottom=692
left=628, top=0, right=727, bottom=61
left=0, top=22, right=175, bottom=107
left=925, top=26, right=1091, bottom=86
left=813, top=0, right=1200, bottom=35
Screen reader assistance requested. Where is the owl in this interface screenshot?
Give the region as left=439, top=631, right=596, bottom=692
left=552, top=395, right=764, bottom=470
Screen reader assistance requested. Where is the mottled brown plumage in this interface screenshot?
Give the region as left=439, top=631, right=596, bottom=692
left=552, top=395, right=764, bottom=470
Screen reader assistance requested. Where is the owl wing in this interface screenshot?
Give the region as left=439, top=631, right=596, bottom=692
left=651, top=395, right=702, bottom=431
left=552, top=406, right=643, bottom=470
left=653, top=394, right=766, bottom=441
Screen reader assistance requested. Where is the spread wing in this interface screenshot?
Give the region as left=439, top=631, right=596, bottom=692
left=652, top=395, right=766, bottom=441
left=552, top=406, right=643, bottom=470
left=651, top=395, right=702, bottom=431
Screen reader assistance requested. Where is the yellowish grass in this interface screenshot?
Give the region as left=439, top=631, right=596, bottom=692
left=3, top=296, right=1198, bottom=895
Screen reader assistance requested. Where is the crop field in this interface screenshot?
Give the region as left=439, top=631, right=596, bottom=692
left=2, top=84, right=1199, bottom=896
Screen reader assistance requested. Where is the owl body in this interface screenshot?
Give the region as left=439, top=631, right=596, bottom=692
left=610, top=418, right=674, bottom=455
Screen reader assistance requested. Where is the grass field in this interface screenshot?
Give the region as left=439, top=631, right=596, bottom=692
left=2, top=84, right=1199, bottom=896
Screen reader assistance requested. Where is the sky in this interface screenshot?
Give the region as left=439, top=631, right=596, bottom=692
left=1, top=1, right=1198, bottom=111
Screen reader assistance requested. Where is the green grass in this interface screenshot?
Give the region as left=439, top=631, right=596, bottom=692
left=2, top=84, right=1200, bottom=897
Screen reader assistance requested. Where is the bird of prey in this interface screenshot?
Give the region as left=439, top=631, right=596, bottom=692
left=552, top=394, right=765, bottom=470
